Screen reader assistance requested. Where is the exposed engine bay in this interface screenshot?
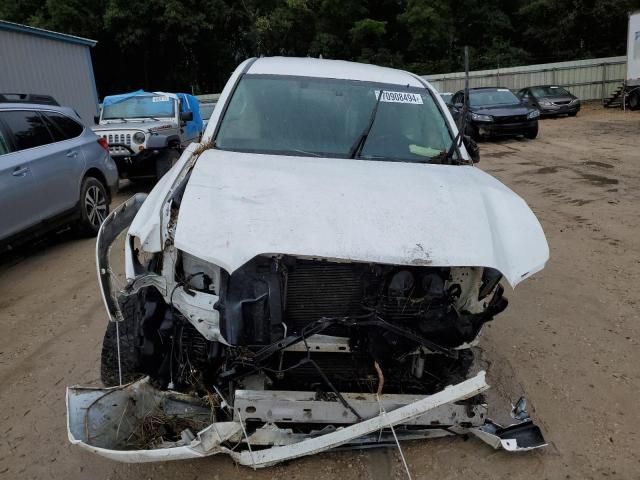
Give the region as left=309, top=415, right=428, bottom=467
left=123, top=253, right=506, bottom=398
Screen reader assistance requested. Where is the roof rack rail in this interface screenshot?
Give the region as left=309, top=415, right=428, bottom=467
left=0, top=93, right=59, bottom=106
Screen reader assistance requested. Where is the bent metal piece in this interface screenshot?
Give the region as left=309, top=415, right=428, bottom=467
left=66, top=371, right=545, bottom=468
left=96, top=193, right=148, bottom=322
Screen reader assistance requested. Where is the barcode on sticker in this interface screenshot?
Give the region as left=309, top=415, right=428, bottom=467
left=152, top=96, right=169, bottom=102
left=375, top=91, right=423, bottom=104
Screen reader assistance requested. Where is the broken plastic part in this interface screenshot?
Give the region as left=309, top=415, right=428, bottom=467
left=66, top=371, right=546, bottom=468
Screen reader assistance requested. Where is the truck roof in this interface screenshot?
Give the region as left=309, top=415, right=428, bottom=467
left=246, top=57, right=425, bottom=88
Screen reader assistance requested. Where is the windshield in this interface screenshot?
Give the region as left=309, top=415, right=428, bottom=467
left=102, top=95, right=176, bottom=120
left=215, top=75, right=456, bottom=163
left=200, top=103, right=217, bottom=120
left=470, top=89, right=520, bottom=107
left=530, top=86, right=571, bottom=97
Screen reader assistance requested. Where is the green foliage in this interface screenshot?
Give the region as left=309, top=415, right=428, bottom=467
left=1, top=0, right=637, bottom=95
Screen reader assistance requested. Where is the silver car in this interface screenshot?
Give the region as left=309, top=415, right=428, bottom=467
left=0, top=97, right=119, bottom=249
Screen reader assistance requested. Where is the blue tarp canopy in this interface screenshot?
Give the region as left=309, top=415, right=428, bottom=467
left=177, top=93, right=203, bottom=139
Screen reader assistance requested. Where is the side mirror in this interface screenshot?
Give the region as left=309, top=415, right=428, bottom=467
left=180, top=111, right=193, bottom=123
left=463, top=135, right=480, bottom=164
left=94, top=115, right=100, bottom=124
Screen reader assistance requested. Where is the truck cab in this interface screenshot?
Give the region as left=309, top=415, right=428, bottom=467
left=92, top=91, right=202, bottom=181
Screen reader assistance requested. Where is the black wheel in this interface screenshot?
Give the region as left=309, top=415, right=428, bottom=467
left=465, top=124, right=480, bottom=141
left=76, top=176, right=109, bottom=236
left=525, top=124, right=539, bottom=139
left=629, top=91, right=640, bottom=111
left=155, top=148, right=181, bottom=181
left=100, top=295, right=144, bottom=387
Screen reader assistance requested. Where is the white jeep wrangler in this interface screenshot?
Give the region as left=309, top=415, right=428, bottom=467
left=93, top=91, right=202, bottom=182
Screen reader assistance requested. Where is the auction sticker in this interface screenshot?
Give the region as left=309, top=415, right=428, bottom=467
left=375, top=90, right=423, bottom=104
left=152, top=96, right=170, bottom=102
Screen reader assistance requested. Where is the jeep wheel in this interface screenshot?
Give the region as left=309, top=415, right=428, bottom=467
left=76, top=176, right=109, bottom=236
left=100, top=295, right=144, bottom=387
left=155, top=149, right=181, bottom=181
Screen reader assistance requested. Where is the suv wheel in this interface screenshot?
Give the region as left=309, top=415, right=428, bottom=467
left=155, top=149, right=181, bottom=181
left=77, top=176, right=109, bottom=236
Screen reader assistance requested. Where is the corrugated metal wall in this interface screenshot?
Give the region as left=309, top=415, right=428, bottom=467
left=0, top=29, right=98, bottom=126
left=423, top=56, right=627, bottom=101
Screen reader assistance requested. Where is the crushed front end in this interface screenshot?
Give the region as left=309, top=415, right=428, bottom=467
left=67, top=185, right=547, bottom=467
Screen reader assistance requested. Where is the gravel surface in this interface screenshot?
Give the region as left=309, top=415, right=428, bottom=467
left=1, top=104, right=638, bottom=479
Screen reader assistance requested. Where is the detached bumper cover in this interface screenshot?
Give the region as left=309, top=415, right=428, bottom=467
left=96, top=193, right=148, bottom=323
left=66, top=371, right=546, bottom=468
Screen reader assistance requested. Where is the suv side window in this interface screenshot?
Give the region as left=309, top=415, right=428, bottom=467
left=0, top=110, right=54, bottom=151
left=42, top=112, right=84, bottom=141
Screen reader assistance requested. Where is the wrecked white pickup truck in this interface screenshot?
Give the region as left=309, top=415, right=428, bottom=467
left=67, top=57, right=550, bottom=467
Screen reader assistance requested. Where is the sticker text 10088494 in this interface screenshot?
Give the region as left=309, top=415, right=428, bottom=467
left=375, top=91, right=423, bottom=105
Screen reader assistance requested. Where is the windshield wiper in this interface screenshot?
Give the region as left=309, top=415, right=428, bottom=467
left=104, top=117, right=128, bottom=123
left=348, top=89, right=384, bottom=159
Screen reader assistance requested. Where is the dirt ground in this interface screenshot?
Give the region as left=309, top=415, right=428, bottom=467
left=1, top=103, right=639, bottom=479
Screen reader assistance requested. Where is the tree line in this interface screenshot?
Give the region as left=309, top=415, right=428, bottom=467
left=2, top=0, right=638, bottom=97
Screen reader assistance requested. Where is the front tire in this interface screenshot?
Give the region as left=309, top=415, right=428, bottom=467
left=155, top=148, right=181, bottom=182
left=100, top=295, right=144, bottom=387
left=76, top=176, right=109, bottom=236
left=465, top=124, right=480, bottom=141
left=629, top=91, right=640, bottom=111
left=525, top=124, right=539, bottom=139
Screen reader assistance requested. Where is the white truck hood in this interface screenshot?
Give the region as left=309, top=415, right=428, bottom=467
left=173, top=150, right=548, bottom=287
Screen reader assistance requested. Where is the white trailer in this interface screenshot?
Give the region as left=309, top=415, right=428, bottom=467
left=624, top=11, right=640, bottom=109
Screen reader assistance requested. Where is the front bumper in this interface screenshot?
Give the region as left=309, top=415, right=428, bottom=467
left=66, top=372, right=546, bottom=468
left=111, top=150, right=158, bottom=179
left=539, top=103, right=580, bottom=116
left=476, top=120, right=537, bottom=137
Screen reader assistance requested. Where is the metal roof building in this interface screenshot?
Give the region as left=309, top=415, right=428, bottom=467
left=0, top=20, right=98, bottom=126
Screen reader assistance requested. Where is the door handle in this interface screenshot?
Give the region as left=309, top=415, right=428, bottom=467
left=12, top=166, right=30, bottom=177
left=66, top=150, right=78, bottom=158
